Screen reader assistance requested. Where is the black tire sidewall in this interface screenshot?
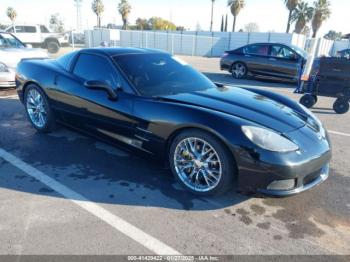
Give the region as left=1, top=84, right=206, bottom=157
left=333, top=99, right=349, bottom=114
left=300, top=94, right=316, bottom=108
left=47, top=42, right=60, bottom=54
left=169, top=129, right=235, bottom=196
left=24, top=85, right=55, bottom=133
left=232, top=63, right=247, bottom=79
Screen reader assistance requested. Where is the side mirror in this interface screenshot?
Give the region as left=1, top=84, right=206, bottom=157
left=84, top=80, right=118, bottom=100
left=25, top=44, right=33, bottom=48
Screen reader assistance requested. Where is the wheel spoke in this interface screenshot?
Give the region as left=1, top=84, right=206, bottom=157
left=174, top=137, right=222, bottom=193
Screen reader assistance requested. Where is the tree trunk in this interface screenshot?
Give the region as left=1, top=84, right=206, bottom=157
left=232, top=15, right=237, bottom=32
left=312, top=30, right=317, bottom=38
left=286, top=10, right=292, bottom=33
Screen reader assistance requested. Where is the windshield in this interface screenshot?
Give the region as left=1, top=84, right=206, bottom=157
left=290, top=45, right=308, bottom=58
left=114, top=53, right=216, bottom=97
left=0, top=33, right=25, bottom=48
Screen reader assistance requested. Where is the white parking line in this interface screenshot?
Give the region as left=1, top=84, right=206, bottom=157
left=0, top=148, right=181, bottom=255
left=328, top=130, right=350, bottom=137
left=0, top=95, right=18, bottom=99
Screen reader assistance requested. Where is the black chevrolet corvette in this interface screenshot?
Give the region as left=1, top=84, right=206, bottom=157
left=16, top=48, right=331, bottom=196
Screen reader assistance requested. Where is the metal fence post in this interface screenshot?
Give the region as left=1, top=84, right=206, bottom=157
left=228, top=32, right=232, bottom=50
left=71, top=30, right=75, bottom=50
left=268, top=32, right=271, bottom=43
left=154, top=31, right=156, bottom=48
left=192, top=35, right=195, bottom=56
left=210, top=32, right=214, bottom=57
left=145, top=32, right=148, bottom=48
left=180, top=30, right=183, bottom=55
left=171, top=33, right=174, bottom=55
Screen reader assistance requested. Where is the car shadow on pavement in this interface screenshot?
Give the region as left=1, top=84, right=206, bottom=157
left=0, top=98, right=249, bottom=212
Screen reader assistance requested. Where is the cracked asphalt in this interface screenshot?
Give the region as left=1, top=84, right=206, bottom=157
left=0, top=54, right=349, bottom=255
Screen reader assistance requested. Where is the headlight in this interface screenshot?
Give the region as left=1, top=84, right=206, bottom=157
left=242, top=126, right=299, bottom=152
left=0, top=62, right=8, bottom=72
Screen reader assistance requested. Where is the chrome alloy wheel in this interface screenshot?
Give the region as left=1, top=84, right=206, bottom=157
left=174, top=137, right=222, bottom=192
left=26, top=89, right=47, bottom=128
left=232, top=63, right=246, bottom=78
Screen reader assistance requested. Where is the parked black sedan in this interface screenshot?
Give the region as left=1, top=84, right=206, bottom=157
left=220, top=43, right=307, bottom=81
left=16, top=48, right=331, bottom=196
left=336, top=49, right=350, bottom=59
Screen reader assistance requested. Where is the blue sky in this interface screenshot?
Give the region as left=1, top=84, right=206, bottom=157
left=0, top=0, right=349, bottom=35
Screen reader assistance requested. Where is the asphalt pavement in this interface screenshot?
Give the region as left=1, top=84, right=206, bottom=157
left=0, top=54, right=349, bottom=256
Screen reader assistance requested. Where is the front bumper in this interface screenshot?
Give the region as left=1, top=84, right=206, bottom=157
left=0, top=71, right=16, bottom=88
left=257, top=164, right=329, bottom=196
left=236, top=125, right=332, bottom=197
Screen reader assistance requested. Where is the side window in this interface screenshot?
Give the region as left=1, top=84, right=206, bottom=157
left=270, top=45, right=296, bottom=59
left=40, top=26, right=50, bottom=33
left=23, top=26, right=37, bottom=33
left=243, top=44, right=269, bottom=56
left=6, top=26, right=14, bottom=33
left=73, top=54, right=119, bottom=87
left=14, top=26, right=25, bottom=33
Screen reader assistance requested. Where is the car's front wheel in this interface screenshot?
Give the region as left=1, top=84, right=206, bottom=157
left=24, top=84, right=56, bottom=133
left=231, top=62, right=247, bottom=79
left=169, top=130, right=235, bottom=195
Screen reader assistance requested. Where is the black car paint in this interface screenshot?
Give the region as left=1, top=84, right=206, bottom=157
left=220, top=43, right=307, bottom=81
left=16, top=48, right=331, bottom=195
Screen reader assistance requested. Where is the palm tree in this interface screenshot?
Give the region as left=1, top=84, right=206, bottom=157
left=291, top=1, right=314, bottom=34
left=210, top=0, right=216, bottom=32
left=91, top=0, right=104, bottom=28
left=284, top=0, right=299, bottom=33
left=227, top=0, right=245, bottom=32
left=6, top=7, right=17, bottom=26
left=118, top=0, right=132, bottom=30
left=312, top=0, right=331, bottom=38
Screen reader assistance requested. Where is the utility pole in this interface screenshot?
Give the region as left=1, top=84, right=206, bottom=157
left=74, top=0, right=83, bottom=32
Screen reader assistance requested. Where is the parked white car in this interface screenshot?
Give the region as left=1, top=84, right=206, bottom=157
left=0, top=32, right=48, bottom=88
left=5, top=24, right=69, bottom=54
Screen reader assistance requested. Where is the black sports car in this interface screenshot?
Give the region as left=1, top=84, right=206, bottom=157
left=16, top=48, right=331, bottom=196
left=220, top=43, right=307, bottom=81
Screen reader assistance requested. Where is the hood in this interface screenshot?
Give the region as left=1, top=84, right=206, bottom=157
left=160, top=87, right=307, bottom=134
left=0, top=48, right=48, bottom=68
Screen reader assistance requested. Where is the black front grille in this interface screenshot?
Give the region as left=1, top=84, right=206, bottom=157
left=303, top=169, right=322, bottom=185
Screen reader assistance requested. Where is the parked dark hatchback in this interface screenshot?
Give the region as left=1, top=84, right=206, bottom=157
left=16, top=48, right=331, bottom=196
left=220, top=43, right=307, bottom=81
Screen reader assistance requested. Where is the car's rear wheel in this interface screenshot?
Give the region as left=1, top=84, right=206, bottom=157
left=169, top=130, right=235, bottom=195
left=333, top=98, right=349, bottom=114
left=300, top=94, right=316, bottom=108
left=231, top=62, right=247, bottom=79
left=47, top=41, right=60, bottom=54
left=24, top=85, right=56, bottom=133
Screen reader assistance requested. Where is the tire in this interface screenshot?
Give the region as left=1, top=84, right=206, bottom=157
left=169, top=129, right=235, bottom=196
left=231, top=62, right=247, bottom=79
left=24, top=84, right=56, bottom=133
left=333, top=98, right=349, bottom=114
left=299, top=94, right=316, bottom=109
left=47, top=41, right=60, bottom=54
left=313, top=95, right=318, bottom=104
